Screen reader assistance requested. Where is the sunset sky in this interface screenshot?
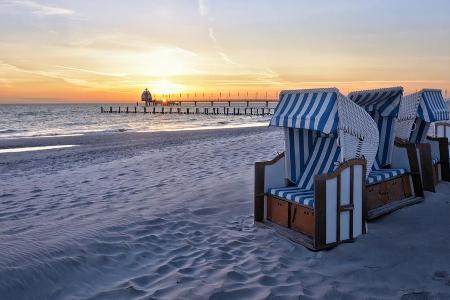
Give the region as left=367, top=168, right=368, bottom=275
left=0, top=0, right=449, bottom=103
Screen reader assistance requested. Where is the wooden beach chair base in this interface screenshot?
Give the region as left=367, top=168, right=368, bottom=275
left=267, top=195, right=315, bottom=238
left=260, top=195, right=341, bottom=251
left=366, top=174, right=423, bottom=220
left=367, top=196, right=423, bottom=220
left=255, top=154, right=366, bottom=251
left=255, top=220, right=320, bottom=251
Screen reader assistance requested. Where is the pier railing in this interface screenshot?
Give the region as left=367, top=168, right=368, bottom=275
left=101, top=100, right=278, bottom=116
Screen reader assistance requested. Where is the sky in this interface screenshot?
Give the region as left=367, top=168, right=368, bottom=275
left=0, top=0, right=449, bottom=103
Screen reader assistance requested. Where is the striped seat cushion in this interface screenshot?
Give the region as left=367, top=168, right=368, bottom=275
left=269, top=187, right=315, bottom=208
left=367, top=168, right=406, bottom=184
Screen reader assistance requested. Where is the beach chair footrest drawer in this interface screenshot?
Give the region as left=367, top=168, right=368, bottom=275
left=367, top=174, right=412, bottom=211
left=290, top=203, right=315, bottom=238
left=267, top=196, right=289, bottom=227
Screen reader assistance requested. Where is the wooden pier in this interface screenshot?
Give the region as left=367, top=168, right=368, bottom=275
left=100, top=100, right=277, bottom=116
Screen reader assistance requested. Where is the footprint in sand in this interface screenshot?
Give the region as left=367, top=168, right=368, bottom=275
left=400, top=291, right=431, bottom=300
left=432, top=270, right=450, bottom=286
left=192, top=207, right=221, bottom=216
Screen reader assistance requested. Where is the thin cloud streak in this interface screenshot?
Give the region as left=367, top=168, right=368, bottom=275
left=0, top=61, right=93, bottom=88
left=55, top=66, right=128, bottom=78
left=11, top=0, right=74, bottom=16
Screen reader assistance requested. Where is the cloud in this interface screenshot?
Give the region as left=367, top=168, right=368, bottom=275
left=208, top=27, right=217, bottom=43
left=55, top=65, right=127, bottom=77
left=199, top=3, right=242, bottom=68
left=11, top=0, right=74, bottom=16
left=198, top=0, right=209, bottom=17
left=0, top=61, right=93, bottom=88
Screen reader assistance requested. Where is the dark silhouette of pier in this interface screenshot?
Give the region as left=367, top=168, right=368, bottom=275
left=101, top=99, right=278, bottom=116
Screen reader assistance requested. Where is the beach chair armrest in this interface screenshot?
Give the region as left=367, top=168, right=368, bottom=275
left=391, top=139, right=424, bottom=196
left=254, top=152, right=286, bottom=221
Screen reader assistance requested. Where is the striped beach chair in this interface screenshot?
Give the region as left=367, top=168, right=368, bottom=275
left=431, top=100, right=450, bottom=162
left=349, top=87, right=424, bottom=219
left=254, top=88, right=378, bottom=250
left=396, top=89, right=450, bottom=190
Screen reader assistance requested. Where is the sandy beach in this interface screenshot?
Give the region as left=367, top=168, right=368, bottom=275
left=1, top=127, right=449, bottom=300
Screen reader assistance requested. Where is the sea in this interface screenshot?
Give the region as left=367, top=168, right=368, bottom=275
left=0, top=103, right=274, bottom=140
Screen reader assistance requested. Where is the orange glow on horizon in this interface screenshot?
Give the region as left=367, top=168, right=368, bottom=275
left=1, top=2, right=449, bottom=103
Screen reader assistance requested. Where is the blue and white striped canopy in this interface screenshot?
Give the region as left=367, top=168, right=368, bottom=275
left=348, top=87, right=403, bottom=168
left=270, top=89, right=339, bottom=134
left=348, top=87, right=402, bottom=117
left=417, top=90, right=449, bottom=122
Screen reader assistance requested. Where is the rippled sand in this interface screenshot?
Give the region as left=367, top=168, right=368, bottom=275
left=0, top=128, right=449, bottom=299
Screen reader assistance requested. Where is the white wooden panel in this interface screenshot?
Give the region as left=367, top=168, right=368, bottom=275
left=391, top=146, right=411, bottom=171
left=325, top=178, right=337, bottom=244
left=264, top=157, right=286, bottom=192
left=339, top=168, right=350, bottom=241
left=352, top=165, right=363, bottom=237
left=340, top=211, right=350, bottom=240
left=428, top=139, right=440, bottom=161
left=436, top=125, right=444, bottom=137
left=340, top=168, right=350, bottom=205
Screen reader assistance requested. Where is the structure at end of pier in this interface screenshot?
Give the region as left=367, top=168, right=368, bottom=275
left=141, top=88, right=153, bottom=106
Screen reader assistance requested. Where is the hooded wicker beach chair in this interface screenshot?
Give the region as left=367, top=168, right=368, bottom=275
left=396, top=89, right=450, bottom=191
left=254, top=88, right=378, bottom=250
left=348, top=87, right=424, bottom=219
left=432, top=100, right=450, bottom=161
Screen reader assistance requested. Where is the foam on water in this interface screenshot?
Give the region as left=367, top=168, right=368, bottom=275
left=0, top=145, right=78, bottom=154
